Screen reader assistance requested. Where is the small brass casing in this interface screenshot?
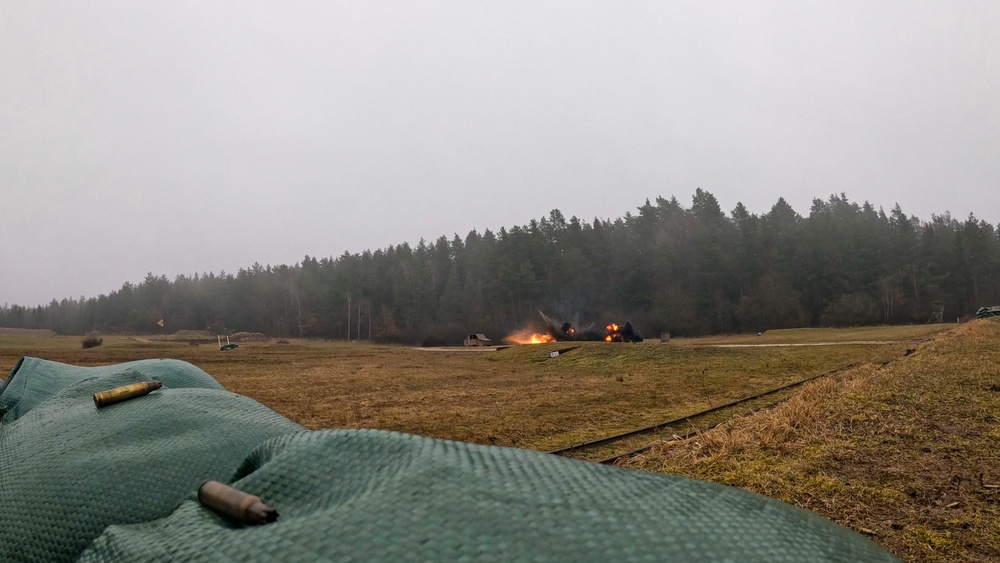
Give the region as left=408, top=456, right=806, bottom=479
left=198, top=480, right=279, bottom=525
left=93, top=381, right=163, bottom=408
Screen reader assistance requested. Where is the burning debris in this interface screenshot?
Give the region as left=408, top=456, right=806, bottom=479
left=603, top=321, right=643, bottom=343
left=505, top=329, right=555, bottom=345
left=506, top=311, right=644, bottom=344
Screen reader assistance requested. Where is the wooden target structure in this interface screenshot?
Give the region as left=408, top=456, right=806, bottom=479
left=927, top=301, right=945, bottom=323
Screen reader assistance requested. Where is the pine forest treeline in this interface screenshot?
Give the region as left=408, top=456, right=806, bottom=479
left=3, top=191, right=999, bottom=342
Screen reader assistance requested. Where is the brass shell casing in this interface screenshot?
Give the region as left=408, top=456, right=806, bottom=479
left=92, top=381, right=163, bottom=408
left=198, top=480, right=279, bottom=525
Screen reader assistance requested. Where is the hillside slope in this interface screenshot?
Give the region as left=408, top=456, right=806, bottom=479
left=623, top=320, right=1000, bottom=562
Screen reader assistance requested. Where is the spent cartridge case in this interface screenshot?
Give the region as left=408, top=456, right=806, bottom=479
left=198, top=480, right=279, bottom=525
left=93, top=381, right=163, bottom=408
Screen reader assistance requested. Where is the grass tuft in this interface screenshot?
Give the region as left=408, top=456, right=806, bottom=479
left=81, top=333, right=103, bottom=349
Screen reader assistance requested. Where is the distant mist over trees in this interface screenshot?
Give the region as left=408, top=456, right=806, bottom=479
left=3, top=191, right=999, bottom=342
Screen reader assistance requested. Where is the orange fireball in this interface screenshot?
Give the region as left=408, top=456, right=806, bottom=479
left=504, top=329, right=554, bottom=344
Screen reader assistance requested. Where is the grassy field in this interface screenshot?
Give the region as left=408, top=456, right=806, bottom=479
left=683, top=323, right=949, bottom=345
left=0, top=325, right=945, bottom=452
left=624, top=320, right=1000, bottom=562
left=3, top=323, right=979, bottom=561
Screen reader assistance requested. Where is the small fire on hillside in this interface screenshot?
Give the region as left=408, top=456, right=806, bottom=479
left=505, top=330, right=554, bottom=345
left=505, top=311, right=644, bottom=344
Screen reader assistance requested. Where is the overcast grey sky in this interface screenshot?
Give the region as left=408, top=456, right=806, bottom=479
left=2, top=1, right=998, bottom=306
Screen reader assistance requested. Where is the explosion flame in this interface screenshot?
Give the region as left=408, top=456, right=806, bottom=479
left=505, top=330, right=554, bottom=345
left=504, top=312, right=644, bottom=344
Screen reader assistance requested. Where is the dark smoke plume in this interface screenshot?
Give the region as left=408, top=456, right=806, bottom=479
left=618, top=321, right=644, bottom=343
left=538, top=311, right=643, bottom=342
left=539, top=311, right=602, bottom=341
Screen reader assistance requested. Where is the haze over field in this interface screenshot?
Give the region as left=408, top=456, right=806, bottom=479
left=2, top=1, right=999, bottom=306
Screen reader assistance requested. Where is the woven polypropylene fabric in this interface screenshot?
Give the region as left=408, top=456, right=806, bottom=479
left=975, top=306, right=1000, bottom=319
left=0, top=357, right=224, bottom=423
left=80, top=429, right=899, bottom=562
left=0, top=359, right=303, bottom=563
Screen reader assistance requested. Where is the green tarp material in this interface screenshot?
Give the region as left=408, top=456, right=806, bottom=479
left=0, top=357, right=225, bottom=424
left=975, top=306, right=1000, bottom=319
left=0, top=358, right=303, bottom=562
left=0, top=357, right=899, bottom=562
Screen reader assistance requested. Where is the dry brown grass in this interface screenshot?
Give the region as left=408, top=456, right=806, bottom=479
left=1, top=329, right=911, bottom=451
left=0, top=327, right=55, bottom=336
left=684, top=324, right=950, bottom=345
left=623, top=320, right=1000, bottom=562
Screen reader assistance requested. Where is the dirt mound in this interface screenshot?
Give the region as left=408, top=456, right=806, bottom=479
left=0, top=327, right=56, bottom=336
left=231, top=332, right=269, bottom=342
left=171, top=330, right=214, bottom=339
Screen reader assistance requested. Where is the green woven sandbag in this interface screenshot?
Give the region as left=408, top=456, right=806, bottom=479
left=0, top=357, right=224, bottom=423
left=975, top=306, right=1000, bottom=319
left=80, top=429, right=899, bottom=562
left=0, top=362, right=303, bottom=563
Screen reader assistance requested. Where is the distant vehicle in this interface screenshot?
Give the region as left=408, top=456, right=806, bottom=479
left=464, top=333, right=493, bottom=347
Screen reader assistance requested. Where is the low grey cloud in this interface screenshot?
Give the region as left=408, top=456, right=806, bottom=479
left=2, top=1, right=997, bottom=305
